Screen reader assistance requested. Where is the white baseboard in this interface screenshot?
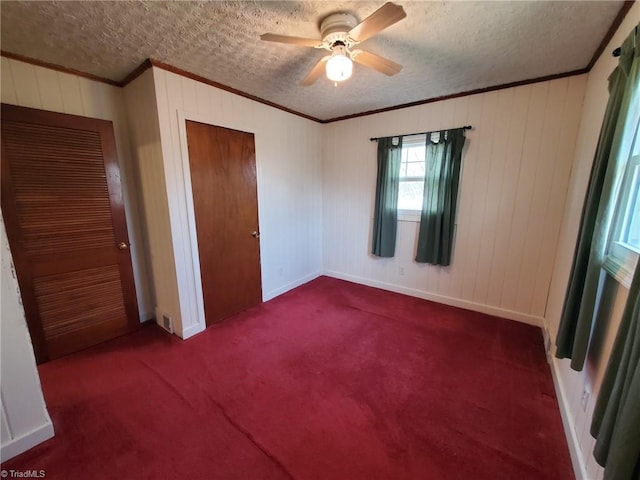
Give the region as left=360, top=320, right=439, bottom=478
left=172, top=272, right=321, bottom=340
left=548, top=356, right=589, bottom=480
left=181, top=322, right=205, bottom=340
left=263, top=272, right=321, bottom=302
left=0, top=420, right=54, bottom=462
left=323, top=270, right=543, bottom=326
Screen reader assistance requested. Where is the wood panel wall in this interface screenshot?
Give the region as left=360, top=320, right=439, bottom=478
left=544, top=4, right=640, bottom=479
left=148, top=67, right=324, bottom=336
left=1, top=219, right=54, bottom=461
left=0, top=57, right=153, bottom=320
left=122, top=69, right=182, bottom=335
left=323, top=75, right=588, bottom=325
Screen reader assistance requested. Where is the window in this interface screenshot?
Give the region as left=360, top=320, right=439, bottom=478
left=604, top=117, right=640, bottom=287
left=398, top=134, right=426, bottom=220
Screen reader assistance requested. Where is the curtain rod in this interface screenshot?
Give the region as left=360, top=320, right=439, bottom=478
left=613, top=24, right=638, bottom=57
left=369, top=125, right=473, bottom=142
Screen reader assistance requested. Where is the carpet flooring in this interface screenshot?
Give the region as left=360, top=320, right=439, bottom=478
left=2, top=276, right=574, bottom=479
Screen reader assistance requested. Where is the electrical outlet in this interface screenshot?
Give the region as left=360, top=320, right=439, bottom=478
left=399, top=266, right=405, bottom=276
left=581, top=388, right=590, bottom=412
left=542, top=327, right=551, bottom=362
left=544, top=334, right=551, bottom=354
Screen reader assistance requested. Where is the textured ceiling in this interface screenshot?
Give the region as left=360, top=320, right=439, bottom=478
left=0, top=1, right=626, bottom=121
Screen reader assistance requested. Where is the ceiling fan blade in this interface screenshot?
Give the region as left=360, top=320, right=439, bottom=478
left=348, top=2, right=407, bottom=43
left=260, top=33, right=323, bottom=48
left=352, top=50, right=402, bottom=76
left=301, top=56, right=330, bottom=86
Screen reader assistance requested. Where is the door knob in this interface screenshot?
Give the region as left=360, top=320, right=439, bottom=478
left=251, top=231, right=260, bottom=239
left=118, top=242, right=129, bottom=250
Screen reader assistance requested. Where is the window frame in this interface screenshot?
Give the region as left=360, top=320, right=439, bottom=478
left=397, top=134, right=427, bottom=222
left=603, top=117, right=640, bottom=288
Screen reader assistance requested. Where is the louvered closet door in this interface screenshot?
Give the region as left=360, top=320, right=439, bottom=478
left=1, top=104, right=139, bottom=363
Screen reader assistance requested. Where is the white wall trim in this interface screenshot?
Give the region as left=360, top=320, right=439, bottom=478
left=0, top=420, right=54, bottom=463
left=181, top=322, right=206, bottom=340
left=174, top=108, right=266, bottom=336
left=323, top=270, right=544, bottom=327
left=263, top=271, right=321, bottom=301
left=175, top=109, right=208, bottom=336
left=548, top=356, right=589, bottom=480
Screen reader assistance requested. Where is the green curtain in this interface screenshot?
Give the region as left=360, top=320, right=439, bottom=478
left=372, top=136, right=403, bottom=257
left=556, top=24, right=640, bottom=371
left=415, top=129, right=466, bottom=266
left=591, top=263, right=640, bottom=480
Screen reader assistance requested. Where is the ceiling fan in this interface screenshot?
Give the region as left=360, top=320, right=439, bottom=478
left=260, top=2, right=406, bottom=86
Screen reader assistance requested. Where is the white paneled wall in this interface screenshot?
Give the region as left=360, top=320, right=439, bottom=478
left=0, top=57, right=153, bottom=320
left=150, top=67, right=324, bottom=338
left=544, top=4, right=640, bottom=479
left=1, top=219, right=54, bottom=461
left=123, top=70, right=181, bottom=334
left=323, top=75, right=587, bottom=325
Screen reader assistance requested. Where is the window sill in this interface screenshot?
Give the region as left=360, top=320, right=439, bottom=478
left=603, top=255, right=635, bottom=290
left=398, top=211, right=420, bottom=222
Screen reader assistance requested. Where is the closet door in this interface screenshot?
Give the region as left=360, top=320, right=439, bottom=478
left=1, top=104, right=140, bottom=363
left=185, top=120, right=262, bottom=325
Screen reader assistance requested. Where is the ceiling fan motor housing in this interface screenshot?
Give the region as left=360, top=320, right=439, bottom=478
left=320, top=13, right=358, bottom=45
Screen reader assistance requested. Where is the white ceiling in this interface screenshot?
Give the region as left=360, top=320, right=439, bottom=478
left=0, top=1, right=626, bottom=121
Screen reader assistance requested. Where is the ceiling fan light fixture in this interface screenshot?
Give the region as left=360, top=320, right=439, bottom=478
left=260, top=3, right=406, bottom=86
left=326, top=47, right=353, bottom=82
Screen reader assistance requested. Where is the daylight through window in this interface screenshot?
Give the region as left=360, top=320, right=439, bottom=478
left=398, top=134, right=426, bottom=216
left=605, top=116, right=640, bottom=286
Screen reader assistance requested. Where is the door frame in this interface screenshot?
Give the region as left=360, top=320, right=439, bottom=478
left=175, top=110, right=263, bottom=336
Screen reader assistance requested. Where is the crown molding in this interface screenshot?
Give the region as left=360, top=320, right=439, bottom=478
left=321, top=68, right=588, bottom=123
left=0, top=50, right=120, bottom=87
left=147, top=59, right=321, bottom=123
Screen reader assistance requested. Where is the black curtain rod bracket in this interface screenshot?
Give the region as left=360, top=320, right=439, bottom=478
left=612, top=23, right=636, bottom=57
left=370, top=125, right=472, bottom=142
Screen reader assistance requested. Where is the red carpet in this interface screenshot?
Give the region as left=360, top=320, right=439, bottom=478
left=3, top=277, right=574, bottom=479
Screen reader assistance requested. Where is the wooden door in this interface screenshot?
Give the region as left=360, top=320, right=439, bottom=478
left=185, top=121, right=262, bottom=325
left=1, top=104, right=140, bottom=363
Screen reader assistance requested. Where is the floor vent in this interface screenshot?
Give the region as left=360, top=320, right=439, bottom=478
left=156, top=309, right=174, bottom=334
